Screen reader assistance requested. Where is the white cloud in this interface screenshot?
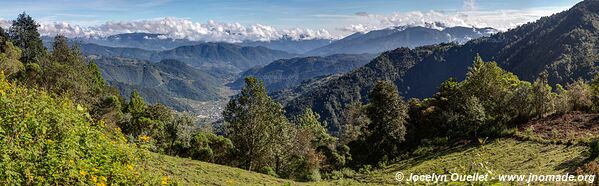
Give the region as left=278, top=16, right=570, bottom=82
left=339, top=6, right=569, bottom=34
left=28, top=17, right=335, bottom=42
left=0, top=3, right=571, bottom=42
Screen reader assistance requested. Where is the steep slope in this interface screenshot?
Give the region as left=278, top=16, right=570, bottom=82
left=284, top=0, right=599, bottom=131
left=94, top=57, right=222, bottom=111
left=229, top=54, right=375, bottom=92
left=307, top=25, right=496, bottom=56
left=81, top=42, right=298, bottom=73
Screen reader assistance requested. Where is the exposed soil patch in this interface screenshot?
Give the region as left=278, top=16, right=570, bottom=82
left=519, top=112, right=599, bottom=141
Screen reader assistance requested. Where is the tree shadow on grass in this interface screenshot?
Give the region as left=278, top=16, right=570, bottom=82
left=555, top=154, right=589, bottom=173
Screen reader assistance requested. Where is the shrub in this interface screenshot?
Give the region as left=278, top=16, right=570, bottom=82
left=589, top=140, right=599, bottom=159
left=0, top=73, right=154, bottom=185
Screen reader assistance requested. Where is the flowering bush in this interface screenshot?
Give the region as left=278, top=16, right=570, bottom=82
left=0, top=73, right=155, bottom=185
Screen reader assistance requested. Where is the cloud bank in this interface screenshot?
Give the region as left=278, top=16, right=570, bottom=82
left=339, top=6, right=568, bottom=33
left=1, top=17, right=334, bottom=42
left=0, top=1, right=570, bottom=42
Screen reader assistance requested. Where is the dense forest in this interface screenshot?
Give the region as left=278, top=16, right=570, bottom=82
left=3, top=1, right=599, bottom=184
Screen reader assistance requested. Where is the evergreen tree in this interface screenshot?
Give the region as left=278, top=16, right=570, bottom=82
left=51, top=35, right=77, bottom=64
left=531, top=72, right=554, bottom=118
left=223, top=77, right=291, bottom=172
left=127, top=90, right=147, bottom=117
left=9, top=12, right=45, bottom=64
left=357, top=80, right=408, bottom=164
left=296, top=108, right=335, bottom=148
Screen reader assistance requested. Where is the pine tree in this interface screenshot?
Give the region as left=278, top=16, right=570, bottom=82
left=223, top=77, right=291, bottom=172
left=296, top=108, right=335, bottom=148
left=9, top=12, right=45, bottom=64
left=127, top=90, right=147, bottom=117
left=52, top=35, right=77, bottom=64
left=360, top=80, right=408, bottom=164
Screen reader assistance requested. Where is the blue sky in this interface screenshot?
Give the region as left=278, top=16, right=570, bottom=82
left=0, top=0, right=584, bottom=41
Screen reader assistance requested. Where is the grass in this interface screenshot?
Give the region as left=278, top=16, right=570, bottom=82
left=353, top=138, right=588, bottom=185
left=135, top=112, right=599, bottom=185
left=138, top=138, right=589, bottom=185
left=142, top=152, right=297, bottom=185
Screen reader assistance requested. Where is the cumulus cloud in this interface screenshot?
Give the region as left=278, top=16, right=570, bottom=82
left=16, top=17, right=335, bottom=42
left=338, top=6, right=568, bottom=33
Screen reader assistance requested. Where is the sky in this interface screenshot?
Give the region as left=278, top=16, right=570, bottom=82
left=0, top=0, right=584, bottom=42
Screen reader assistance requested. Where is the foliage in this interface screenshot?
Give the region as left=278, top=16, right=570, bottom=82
left=188, top=132, right=234, bottom=164
left=8, top=12, right=46, bottom=64
left=351, top=80, right=408, bottom=166
left=223, top=77, right=292, bottom=172
left=0, top=73, right=153, bottom=185
left=0, top=41, right=23, bottom=77
left=566, top=79, right=593, bottom=111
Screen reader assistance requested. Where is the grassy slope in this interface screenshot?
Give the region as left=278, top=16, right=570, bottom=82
left=142, top=152, right=296, bottom=185
left=141, top=113, right=596, bottom=185
left=142, top=138, right=588, bottom=185
left=353, top=138, right=588, bottom=185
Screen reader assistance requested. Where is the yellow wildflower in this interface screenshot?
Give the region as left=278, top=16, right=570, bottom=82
left=139, top=135, right=151, bottom=142
left=96, top=183, right=106, bottom=186
left=127, top=164, right=134, bottom=171
left=69, top=160, right=74, bottom=164
left=226, top=179, right=236, bottom=185
left=100, top=176, right=107, bottom=182
left=91, top=175, right=97, bottom=183
left=161, top=176, right=169, bottom=185
left=79, top=170, right=87, bottom=177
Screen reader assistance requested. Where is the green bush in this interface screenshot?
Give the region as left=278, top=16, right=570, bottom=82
left=0, top=73, right=154, bottom=185
left=589, top=140, right=599, bottom=159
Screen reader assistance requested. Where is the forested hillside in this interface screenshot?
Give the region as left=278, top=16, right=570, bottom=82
left=81, top=42, right=298, bottom=73
left=94, top=57, right=222, bottom=111
left=229, top=54, right=375, bottom=92
left=284, top=0, right=599, bottom=129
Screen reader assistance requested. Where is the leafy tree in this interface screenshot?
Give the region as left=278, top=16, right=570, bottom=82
left=188, top=132, right=234, bottom=164
left=223, top=77, right=291, bottom=172
left=353, top=80, right=408, bottom=165
left=0, top=41, right=23, bottom=77
left=9, top=12, right=45, bottom=64
left=461, top=55, right=526, bottom=124
left=566, top=79, right=593, bottom=111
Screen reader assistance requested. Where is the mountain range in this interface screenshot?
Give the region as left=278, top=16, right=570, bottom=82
left=228, top=54, right=375, bottom=92
left=94, top=57, right=222, bottom=111
left=283, top=0, right=599, bottom=131
left=306, top=24, right=497, bottom=56
left=81, top=42, right=298, bottom=73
